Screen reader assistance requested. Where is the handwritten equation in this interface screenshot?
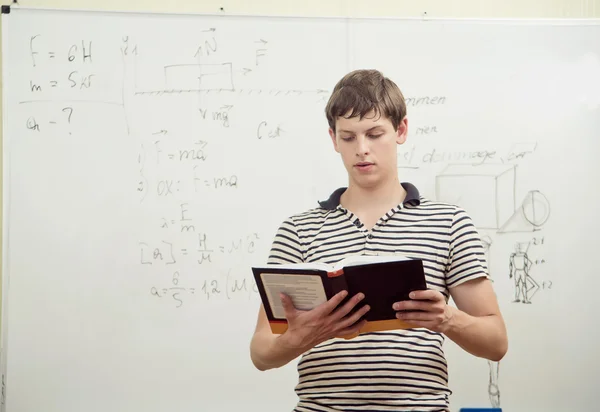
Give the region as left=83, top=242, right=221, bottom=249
left=141, top=231, right=261, bottom=308
left=136, top=138, right=239, bottom=202
left=149, top=269, right=259, bottom=308
left=21, top=33, right=124, bottom=140
left=29, top=36, right=95, bottom=91
left=139, top=232, right=259, bottom=265
left=26, top=106, right=75, bottom=134
left=127, top=27, right=269, bottom=312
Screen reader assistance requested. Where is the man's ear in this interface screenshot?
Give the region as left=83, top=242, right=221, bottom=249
left=329, top=128, right=339, bottom=152
left=396, top=117, right=408, bottom=145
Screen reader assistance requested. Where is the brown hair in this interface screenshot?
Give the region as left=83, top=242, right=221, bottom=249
left=325, top=69, right=407, bottom=132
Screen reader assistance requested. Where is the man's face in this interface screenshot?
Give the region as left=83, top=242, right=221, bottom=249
left=329, top=109, right=407, bottom=189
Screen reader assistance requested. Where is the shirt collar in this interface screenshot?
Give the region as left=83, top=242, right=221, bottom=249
left=318, top=182, right=421, bottom=210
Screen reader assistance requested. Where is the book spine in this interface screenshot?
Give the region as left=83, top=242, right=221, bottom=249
left=328, top=269, right=344, bottom=277
left=327, top=270, right=348, bottom=296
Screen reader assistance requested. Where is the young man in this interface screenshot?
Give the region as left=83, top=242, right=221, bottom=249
left=249, top=69, right=508, bottom=411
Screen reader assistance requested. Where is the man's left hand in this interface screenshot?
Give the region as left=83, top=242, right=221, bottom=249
left=393, top=289, right=454, bottom=333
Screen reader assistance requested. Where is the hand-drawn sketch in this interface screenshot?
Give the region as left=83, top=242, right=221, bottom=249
left=164, top=63, right=235, bottom=92
left=130, top=58, right=329, bottom=99
left=435, top=163, right=516, bottom=230
left=509, top=241, right=539, bottom=304
left=497, top=190, right=551, bottom=233
left=488, top=360, right=500, bottom=407
left=121, top=30, right=331, bottom=101
left=435, top=163, right=551, bottom=234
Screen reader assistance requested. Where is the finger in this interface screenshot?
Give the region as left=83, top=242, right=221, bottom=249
left=315, top=290, right=349, bottom=316
left=409, top=289, right=443, bottom=301
left=332, top=292, right=365, bottom=320
left=396, top=310, right=436, bottom=322
left=279, top=293, right=297, bottom=319
left=339, top=304, right=370, bottom=330
left=393, top=299, right=435, bottom=312
left=337, top=319, right=368, bottom=339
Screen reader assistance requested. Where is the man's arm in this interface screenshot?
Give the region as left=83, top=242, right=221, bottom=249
left=443, top=206, right=507, bottom=361
left=250, top=215, right=308, bottom=371
left=394, top=206, right=507, bottom=362
left=394, top=278, right=508, bottom=362
left=444, top=277, right=507, bottom=361
left=249, top=304, right=311, bottom=371
left=249, top=215, right=369, bottom=370
left=250, top=291, right=370, bottom=371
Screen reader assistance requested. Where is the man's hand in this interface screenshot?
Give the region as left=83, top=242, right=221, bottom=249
left=393, top=289, right=454, bottom=333
left=279, top=290, right=371, bottom=349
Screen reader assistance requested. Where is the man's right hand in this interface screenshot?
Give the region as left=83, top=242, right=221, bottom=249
left=278, top=290, right=371, bottom=350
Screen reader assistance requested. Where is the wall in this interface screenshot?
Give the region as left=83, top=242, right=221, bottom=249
left=0, top=0, right=598, bottom=339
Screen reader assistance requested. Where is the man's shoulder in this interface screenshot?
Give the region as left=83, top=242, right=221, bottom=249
left=282, top=205, right=338, bottom=227
left=410, top=196, right=466, bottom=215
left=278, top=187, right=345, bottom=223
left=408, top=197, right=480, bottom=230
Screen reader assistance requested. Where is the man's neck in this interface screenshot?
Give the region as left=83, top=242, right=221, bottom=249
left=340, top=177, right=407, bottom=213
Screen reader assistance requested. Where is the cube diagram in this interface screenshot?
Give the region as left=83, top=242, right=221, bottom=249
left=435, top=163, right=516, bottom=230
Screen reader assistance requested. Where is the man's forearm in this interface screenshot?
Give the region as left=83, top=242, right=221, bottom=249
left=443, top=307, right=508, bottom=362
left=250, top=332, right=309, bottom=371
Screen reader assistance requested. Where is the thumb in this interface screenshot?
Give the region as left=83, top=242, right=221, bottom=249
left=280, top=292, right=297, bottom=319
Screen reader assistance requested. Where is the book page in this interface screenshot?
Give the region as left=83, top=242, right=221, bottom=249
left=334, top=253, right=412, bottom=270
left=260, top=273, right=327, bottom=319
left=253, top=262, right=332, bottom=271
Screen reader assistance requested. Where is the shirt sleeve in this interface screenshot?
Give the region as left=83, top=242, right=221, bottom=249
left=267, top=216, right=304, bottom=264
left=446, top=207, right=490, bottom=288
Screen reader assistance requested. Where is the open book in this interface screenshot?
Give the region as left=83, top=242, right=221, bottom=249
left=252, top=254, right=428, bottom=337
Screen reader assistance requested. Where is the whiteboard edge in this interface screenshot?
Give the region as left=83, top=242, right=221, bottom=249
left=0, top=11, right=8, bottom=412
left=4, top=4, right=600, bottom=25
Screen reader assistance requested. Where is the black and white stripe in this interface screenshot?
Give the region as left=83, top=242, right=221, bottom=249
left=267, top=183, right=489, bottom=412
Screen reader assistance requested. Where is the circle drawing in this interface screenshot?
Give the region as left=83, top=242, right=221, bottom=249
left=521, top=190, right=550, bottom=227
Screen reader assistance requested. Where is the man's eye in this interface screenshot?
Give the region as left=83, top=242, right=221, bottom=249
left=341, top=136, right=354, bottom=141
left=369, top=134, right=383, bottom=139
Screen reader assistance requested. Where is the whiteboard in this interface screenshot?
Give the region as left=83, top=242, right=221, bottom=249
left=2, top=7, right=600, bottom=412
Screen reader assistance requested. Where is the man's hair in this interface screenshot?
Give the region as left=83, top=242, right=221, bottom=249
left=325, top=69, right=407, bottom=132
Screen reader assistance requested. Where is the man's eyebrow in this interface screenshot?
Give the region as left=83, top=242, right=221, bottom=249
left=338, top=126, right=385, bottom=134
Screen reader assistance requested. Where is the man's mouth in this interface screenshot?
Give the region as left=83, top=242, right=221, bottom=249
left=355, top=162, right=374, bottom=171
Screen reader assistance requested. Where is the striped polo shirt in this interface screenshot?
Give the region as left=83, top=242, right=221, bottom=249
left=267, top=182, right=489, bottom=412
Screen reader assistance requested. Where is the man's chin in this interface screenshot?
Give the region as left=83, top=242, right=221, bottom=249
left=351, top=175, right=382, bottom=189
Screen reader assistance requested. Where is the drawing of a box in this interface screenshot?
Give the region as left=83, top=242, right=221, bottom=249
left=164, top=63, right=234, bottom=91
left=435, top=163, right=516, bottom=230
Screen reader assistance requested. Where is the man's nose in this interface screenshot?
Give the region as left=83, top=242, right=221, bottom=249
left=356, top=136, right=370, bottom=156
